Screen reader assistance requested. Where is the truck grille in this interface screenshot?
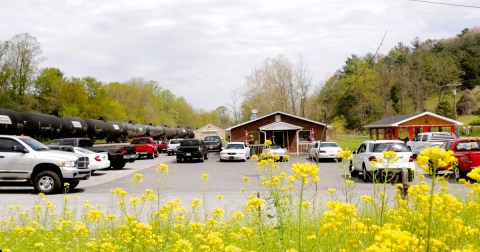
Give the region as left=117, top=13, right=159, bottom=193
left=77, top=157, right=89, bottom=169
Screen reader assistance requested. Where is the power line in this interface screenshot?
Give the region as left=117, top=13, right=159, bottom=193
left=409, top=0, right=480, bottom=8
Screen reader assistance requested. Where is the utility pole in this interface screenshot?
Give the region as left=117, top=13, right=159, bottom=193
left=446, top=83, right=462, bottom=120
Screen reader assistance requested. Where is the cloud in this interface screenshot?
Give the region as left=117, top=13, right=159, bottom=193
left=1, top=0, right=479, bottom=111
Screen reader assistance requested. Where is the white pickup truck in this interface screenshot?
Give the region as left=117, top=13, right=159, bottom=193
left=0, top=135, right=91, bottom=193
left=406, top=132, right=457, bottom=155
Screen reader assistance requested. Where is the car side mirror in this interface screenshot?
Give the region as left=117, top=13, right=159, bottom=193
left=13, top=145, right=28, bottom=153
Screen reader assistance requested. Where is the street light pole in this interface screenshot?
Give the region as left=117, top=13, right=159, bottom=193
left=446, top=83, right=462, bottom=120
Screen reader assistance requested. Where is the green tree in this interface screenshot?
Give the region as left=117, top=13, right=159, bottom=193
left=435, top=100, right=453, bottom=118
left=3, top=33, right=44, bottom=110
left=34, top=68, right=65, bottom=113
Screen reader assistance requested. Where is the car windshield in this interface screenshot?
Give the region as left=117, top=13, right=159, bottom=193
left=371, top=142, right=409, bottom=152
left=170, top=140, right=182, bottom=144
left=19, top=137, right=49, bottom=151
left=205, top=136, right=220, bottom=141
left=320, top=142, right=339, bottom=148
left=226, top=144, right=244, bottom=149
left=270, top=145, right=284, bottom=149
left=180, top=140, right=199, bottom=146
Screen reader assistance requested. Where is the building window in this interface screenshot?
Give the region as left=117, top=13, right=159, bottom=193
left=299, top=130, right=311, bottom=141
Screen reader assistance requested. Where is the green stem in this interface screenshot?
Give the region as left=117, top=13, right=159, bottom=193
left=298, top=180, right=305, bottom=252
left=426, top=173, right=436, bottom=252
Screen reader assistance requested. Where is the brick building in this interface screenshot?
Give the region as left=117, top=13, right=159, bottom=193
left=225, top=111, right=329, bottom=155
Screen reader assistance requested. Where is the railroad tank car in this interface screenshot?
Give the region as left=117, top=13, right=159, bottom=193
left=59, top=116, right=88, bottom=138
left=145, top=124, right=164, bottom=139
left=176, top=127, right=188, bottom=138
left=0, top=109, right=24, bottom=135
left=19, top=111, right=62, bottom=140
left=84, top=118, right=110, bottom=140
left=163, top=126, right=177, bottom=139
left=124, top=122, right=147, bottom=138
left=106, top=121, right=128, bottom=142
left=185, top=128, right=195, bottom=139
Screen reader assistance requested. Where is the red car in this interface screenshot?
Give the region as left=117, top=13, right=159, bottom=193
left=156, top=140, right=168, bottom=153
left=131, top=137, right=158, bottom=159
left=440, top=138, right=480, bottom=180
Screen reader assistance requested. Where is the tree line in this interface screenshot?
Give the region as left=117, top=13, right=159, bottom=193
left=0, top=33, right=232, bottom=129
left=1, top=28, right=480, bottom=131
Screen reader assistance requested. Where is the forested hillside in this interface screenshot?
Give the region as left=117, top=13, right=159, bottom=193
left=1, top=28, right=480, bottom=131
left=308, top=27, right=480, bottom=130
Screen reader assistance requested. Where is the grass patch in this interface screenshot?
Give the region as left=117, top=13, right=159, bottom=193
left=330, top=134, right=369, bottom=151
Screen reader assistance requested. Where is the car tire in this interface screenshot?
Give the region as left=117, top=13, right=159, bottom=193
left=349, top=162, right=359, bottom=177
left=453, top=164, right=465, bottom=180
left=177, top=158, right=182, bottom=163
left=33, top=170, right=62, bottom=194
left=65, top=180, right=80, bottom=191
left=362, top=165, right=371, bottom=183
left=204, top=153, right=209, bottom=160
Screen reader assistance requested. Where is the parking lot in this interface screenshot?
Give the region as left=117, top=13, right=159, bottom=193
left=0, top=151, right=469, bottom=214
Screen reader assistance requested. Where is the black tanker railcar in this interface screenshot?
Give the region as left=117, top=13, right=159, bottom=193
left=0, top=109, right=194, bottom=142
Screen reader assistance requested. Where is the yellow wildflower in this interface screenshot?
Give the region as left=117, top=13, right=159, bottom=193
left=467, top=167, right=480, bottom=182
left=156, top=163, right=169, bottom=175
left=132, top=173, right=143, bottom=182
left=201, top=173, right=209, bottom=180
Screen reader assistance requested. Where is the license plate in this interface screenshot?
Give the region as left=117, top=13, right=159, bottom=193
left=229, top=156, right=234, bottom=160
left=186, top=153, right=191, bottom=156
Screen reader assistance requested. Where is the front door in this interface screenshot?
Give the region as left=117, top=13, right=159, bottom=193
left=273, top=131, right=285, bottom=148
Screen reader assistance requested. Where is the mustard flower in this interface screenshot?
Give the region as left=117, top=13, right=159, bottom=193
left=416, top=146, right=456, bottom=173
left=132, top=173, right=143, bottom=183
left=172, top=239, right=193, bottom=252
left=201, top=173, right=209, bottom=180
left=217, top=195, right=224, bottom=200
left=336, top=149, right=353, bottom=160
left=242, top=176, right=250, bottom=182
left=292, top=162, right=319, bottom=184
left=225, top=245, right=242, bottom=252
left=265, top=139, right=272, bottom=147
left=212, top=208, right=224, bottom=219
left=467, top=167, right=480, bottom=182
left=156, top=163, right=169, bottom=175
left=328, top=188, right=337, bottom=193
left=245, top=196, right=265, bottom=212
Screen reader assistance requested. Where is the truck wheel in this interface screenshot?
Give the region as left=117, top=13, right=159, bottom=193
left=112, top=160, right=127, bottom=170
left=34, top=171, right=61, bottom=194
left=64, top=180, right=80, bottom=191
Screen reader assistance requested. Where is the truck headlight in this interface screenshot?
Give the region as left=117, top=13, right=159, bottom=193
left=60, top=161, right=76, bottom=168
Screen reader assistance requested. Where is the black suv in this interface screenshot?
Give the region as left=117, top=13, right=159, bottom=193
left=204, top=136, right=222, bottom=152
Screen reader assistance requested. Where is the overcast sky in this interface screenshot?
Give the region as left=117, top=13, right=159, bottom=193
left=1, top=0, right=479, bottom=111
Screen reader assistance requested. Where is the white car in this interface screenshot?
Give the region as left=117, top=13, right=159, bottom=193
left=262, top=145, right=288, bottom=161
left=350, top=140, right=415, bottom=183
left=73, top=147, right=110, bottom=172
left=220, top=142, right=250, bottom=162
left=48, top=145, right=110, bottom=172
left=309, top=141, right=342, bottom=162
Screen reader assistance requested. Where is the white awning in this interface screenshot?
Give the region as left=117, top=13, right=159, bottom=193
left=259, top=122, right=303, bottom=131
